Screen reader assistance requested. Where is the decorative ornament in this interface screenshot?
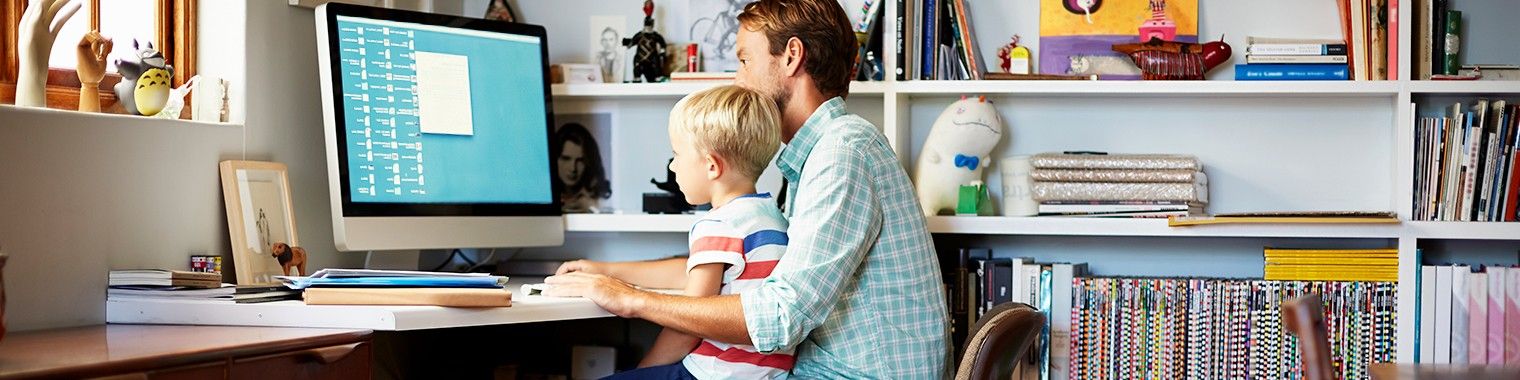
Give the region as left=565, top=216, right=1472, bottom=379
left=1112, top=37, right=1231, bottom=80
left=622, top=0, right=668, bottom=83
left=996, top=36, right=1032, bottom=74
left=114, top=39, right=175, bottom=115
left=75, top=31, right=113, bottom=112
left=914, top=96, right=1005, bottom=216
left=16, top=0, right=83, bottom=107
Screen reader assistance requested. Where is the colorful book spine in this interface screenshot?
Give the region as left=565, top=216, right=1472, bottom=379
left=1234, top=64, right=1350, bottom=81
left=1245, top=55, right=1350, bottom=64
left=1245, top=44, right=1348, bottom=56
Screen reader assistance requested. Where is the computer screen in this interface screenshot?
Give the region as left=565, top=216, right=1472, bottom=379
left=318, top=3, right=563, bottom=251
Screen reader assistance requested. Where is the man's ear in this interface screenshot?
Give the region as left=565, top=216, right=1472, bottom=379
left=704, top=152, right=725, bottom=181
left=783, top=37, right=806, bottom=77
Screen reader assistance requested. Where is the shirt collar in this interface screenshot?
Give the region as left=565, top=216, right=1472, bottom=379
left=777, top=97, right=847, bottom=182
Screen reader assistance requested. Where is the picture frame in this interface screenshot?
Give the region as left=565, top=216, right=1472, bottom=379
left=219, top=160, right=300, bottom=285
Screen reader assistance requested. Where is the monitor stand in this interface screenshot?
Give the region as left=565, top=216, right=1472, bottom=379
left=362, top=250, right=423, bottom=270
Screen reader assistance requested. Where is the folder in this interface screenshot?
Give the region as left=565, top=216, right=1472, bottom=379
left=303, top=287, right=513, bottom=307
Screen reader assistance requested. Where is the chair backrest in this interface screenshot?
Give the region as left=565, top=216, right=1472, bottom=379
left=953, top=302, right=1045, bottom=380
left=1282, top=294, right=1336, bottom=380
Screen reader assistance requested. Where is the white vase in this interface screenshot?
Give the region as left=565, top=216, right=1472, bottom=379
left=1000, top=156, right=1038, bottom=217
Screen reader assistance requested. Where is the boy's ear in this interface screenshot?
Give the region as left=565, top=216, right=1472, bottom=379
left=704, top=152, right=724, bottom=181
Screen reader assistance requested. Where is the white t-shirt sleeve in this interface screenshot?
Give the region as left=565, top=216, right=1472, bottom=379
left=686, top=218, right=746, bottom=283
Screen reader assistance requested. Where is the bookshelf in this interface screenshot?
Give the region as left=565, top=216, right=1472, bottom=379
left=518, top=0, right=1520, bottom=370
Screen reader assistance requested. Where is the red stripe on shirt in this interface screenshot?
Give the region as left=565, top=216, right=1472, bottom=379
left=736, top=260, right=779, bottom=280
left=690, top=236, right=743, bottom=255
left=691, top=341, right=796, bottom=370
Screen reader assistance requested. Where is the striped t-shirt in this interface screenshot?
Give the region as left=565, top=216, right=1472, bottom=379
left=681, top=193, right=794, bottom=379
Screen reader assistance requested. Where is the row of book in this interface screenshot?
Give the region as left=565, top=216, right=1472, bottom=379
left=1236, top=36, right=1352, bottom=81
left=1335, top=0, right=1396, bottom=80
left=1070, top=278, right=1396, bottom=380
left=1264, top=247, right=1398, bottom=282
left=1028, top=153, right=1207, bottom=218
left=942, top=248, right=1085, bottom=380
left=1412, top=0, right=1459, bottom=79
left=1412, top=99, right=1520, bottom=222
left=1416, top=264, right=1520, bottom=365
left=895, top=0, right=984, bottom=80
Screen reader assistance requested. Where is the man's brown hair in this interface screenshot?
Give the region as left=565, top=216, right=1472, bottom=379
left=737, top=0, right=857, bottom=99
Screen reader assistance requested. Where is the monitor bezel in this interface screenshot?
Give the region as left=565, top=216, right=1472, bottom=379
left=319, top=3, right=561, bottom=217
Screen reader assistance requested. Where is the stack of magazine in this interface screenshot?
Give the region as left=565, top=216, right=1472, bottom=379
left=107, top=270, right=300, bottom=304
left=277, top=269, right=512, bottom=307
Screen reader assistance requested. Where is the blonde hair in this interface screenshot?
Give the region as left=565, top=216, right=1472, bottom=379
left=668, top=85, right=782, bottom=180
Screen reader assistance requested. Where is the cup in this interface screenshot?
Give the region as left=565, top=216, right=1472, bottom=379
left=1000, top=156, right=1037, bottom=216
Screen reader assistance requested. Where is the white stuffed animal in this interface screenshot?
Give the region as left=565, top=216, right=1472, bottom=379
left=914, top=96, right=1005, bottom=216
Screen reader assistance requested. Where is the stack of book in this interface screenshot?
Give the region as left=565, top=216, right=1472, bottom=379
left=1413, top=99, right=1520, bottom=222
left=941, top=248, right=1086, bottom=380
left=106, top=270, right=300, bottom=304
left=1263, top=247, right=1399, bottom=282
left=1236, top=37, right=1351, bottom=81
left=1070, top=277, right=1396, bottom=379
left=279, top=269, right=512, bottom=307
left=1028, top=153, right=1207, bottom=218
left=1417, top=264, right=1520, bottom=365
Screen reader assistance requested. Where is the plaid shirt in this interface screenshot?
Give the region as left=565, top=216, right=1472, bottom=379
left=740, top=97, right=950, bottom=379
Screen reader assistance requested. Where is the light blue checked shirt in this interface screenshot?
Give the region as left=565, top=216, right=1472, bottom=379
left=740, top=97, right=950, bottom=379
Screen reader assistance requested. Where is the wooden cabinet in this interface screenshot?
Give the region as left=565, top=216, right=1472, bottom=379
left=0, top=325, right=372, bottom=380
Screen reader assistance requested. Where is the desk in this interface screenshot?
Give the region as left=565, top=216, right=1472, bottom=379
left=1369, top=364, right=1520, bottom=380
left=106, top=293, right=614, bottom=331
left=0, top=325, right=371, bottom=379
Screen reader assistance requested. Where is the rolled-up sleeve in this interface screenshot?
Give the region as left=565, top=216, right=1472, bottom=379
left=740, top=143, right=882, bottom=353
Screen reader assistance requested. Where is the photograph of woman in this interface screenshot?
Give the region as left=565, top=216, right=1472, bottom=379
left=552, top=120, right=612, bottom=212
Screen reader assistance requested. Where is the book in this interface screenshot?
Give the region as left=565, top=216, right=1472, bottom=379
left=108, top=269, right=223, bottom=288
left=1488, top=267, right=1506, bottom=364
left=1453, top=265, right=1469, bottom=364
left=1244, top=55, right=1349, bottom=64
left=1469, top=270, right=1488, bottom=364
left=1420, top=265, right=1437, bottom=363
left=1348, top=0, right=1368, bottom=80
left=1435, top=265, right=1454, bottom=363
left=1038, top=203, right=1196, bottom=214
left=1245, top=37, right=1348, bottom=55
left=1168, top=212, right=1399, bottom=226
left=302, top=287, right=512, bottom=307
left=1029, top=153, right=1201, bottom=171
left=1032, top=180, right=1208, bottom=203
left=1048, top=263, right=1085, bottom=380
left=1507, top=267, right=1520, bottom=364
left=1388, top=0, right=1398, bottom=80
left=1431, top=0, right=1448, bottom=75
left=1030, top=169, right=1202, bottom=183
left=1443, top=10, right=1460, bottom=76
left=1370, top=0, right=1388, bottom=79
left=1234, top=64, right=1350, bottom=80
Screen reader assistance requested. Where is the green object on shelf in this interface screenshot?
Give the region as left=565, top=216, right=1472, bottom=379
left=956, top=182, right=995, bottom=216
left=1444, top=10, right=1461, bottom=76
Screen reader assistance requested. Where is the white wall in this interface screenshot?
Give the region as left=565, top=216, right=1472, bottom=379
left=0, top=0, right=365, bottom=331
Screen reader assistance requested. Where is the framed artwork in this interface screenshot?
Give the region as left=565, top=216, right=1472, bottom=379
left=553, top=111, right=616, bottom=213
left=589, top=16, right=629, bottom=83
left=484, top=0, right=517, bottom=23
left=219, top=160, right=299, bottom=285
left=1039, top=0, right=1198, bottom=79
left=684, top=0, right=745, bottom=72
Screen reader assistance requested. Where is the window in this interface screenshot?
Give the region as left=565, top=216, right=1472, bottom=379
left=2, top=0, right=196, bottom=116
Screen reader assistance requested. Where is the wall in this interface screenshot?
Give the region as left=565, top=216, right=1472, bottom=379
left=0, top=0, right=365, bottom=331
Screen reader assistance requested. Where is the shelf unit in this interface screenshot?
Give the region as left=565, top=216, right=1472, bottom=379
left=525, top=0, right=1520, bottom=369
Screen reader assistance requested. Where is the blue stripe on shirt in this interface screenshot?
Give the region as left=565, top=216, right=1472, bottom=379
left=743, top=230, right=788, bottom=252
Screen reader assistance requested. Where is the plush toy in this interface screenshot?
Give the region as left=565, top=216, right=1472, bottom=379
left=915, top=96, right=1005, bottom=216
left=271, top=242, right=307, bottom=277
left=114, top=39, right=174, bottom=115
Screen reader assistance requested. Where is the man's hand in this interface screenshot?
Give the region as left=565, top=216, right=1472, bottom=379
left=555, top=259, right=606, bottom=275
left=543, top=272, right=645, bottom=318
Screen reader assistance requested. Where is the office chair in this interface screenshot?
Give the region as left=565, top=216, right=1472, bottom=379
left=1282, top=294, right=1336, bottom=380
left=953, top=302, right=1046, bottom=380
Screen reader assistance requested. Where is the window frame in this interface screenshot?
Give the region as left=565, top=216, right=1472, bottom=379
left=2, top=0, right=197, bottom=117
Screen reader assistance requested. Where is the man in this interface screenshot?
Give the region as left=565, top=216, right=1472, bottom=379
left=546, top=0, right=949, bottom=377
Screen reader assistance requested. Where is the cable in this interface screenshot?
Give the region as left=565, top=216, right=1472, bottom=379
left=428, top=249, right=462, bottom=272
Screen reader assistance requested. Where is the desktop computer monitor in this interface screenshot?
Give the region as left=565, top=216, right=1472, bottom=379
left=315, top=3, right=563, bottom=251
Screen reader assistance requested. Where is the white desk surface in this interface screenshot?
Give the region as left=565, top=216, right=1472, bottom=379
left=105, top=279, right=621, bottom=331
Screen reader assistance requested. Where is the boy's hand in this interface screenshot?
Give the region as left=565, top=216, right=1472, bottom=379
left=555, top=259, right=606, bottom=275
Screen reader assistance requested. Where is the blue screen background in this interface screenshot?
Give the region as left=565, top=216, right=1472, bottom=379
left=336, top=16, right=552, bottom=204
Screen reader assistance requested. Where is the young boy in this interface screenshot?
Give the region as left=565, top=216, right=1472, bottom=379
left=554, top=85, right=792, bottom=379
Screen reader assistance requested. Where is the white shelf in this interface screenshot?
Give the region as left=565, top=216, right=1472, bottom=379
left=926, top=216, right=1403, bottom=238
left=892, top=80, right=1401, bottom=97
left=1405, top=221, right=1520, bottom=240
left=552, top=81, right=888, bottom=98
left=1407, top=81, right=1520, bottom=94
left=564, top=214, right=698, bottom=232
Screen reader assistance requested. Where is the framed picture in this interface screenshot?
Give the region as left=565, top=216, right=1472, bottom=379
left=589, top=16, right=629, bottom=83
left=219, top=160, right=300, bottom=285
left=553, top=111, right=616, bottom=213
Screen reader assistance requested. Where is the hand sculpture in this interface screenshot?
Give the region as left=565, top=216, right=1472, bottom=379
left=17, top=0, right=83, bottom=107
left=75, top=31, right=113, bottom=112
